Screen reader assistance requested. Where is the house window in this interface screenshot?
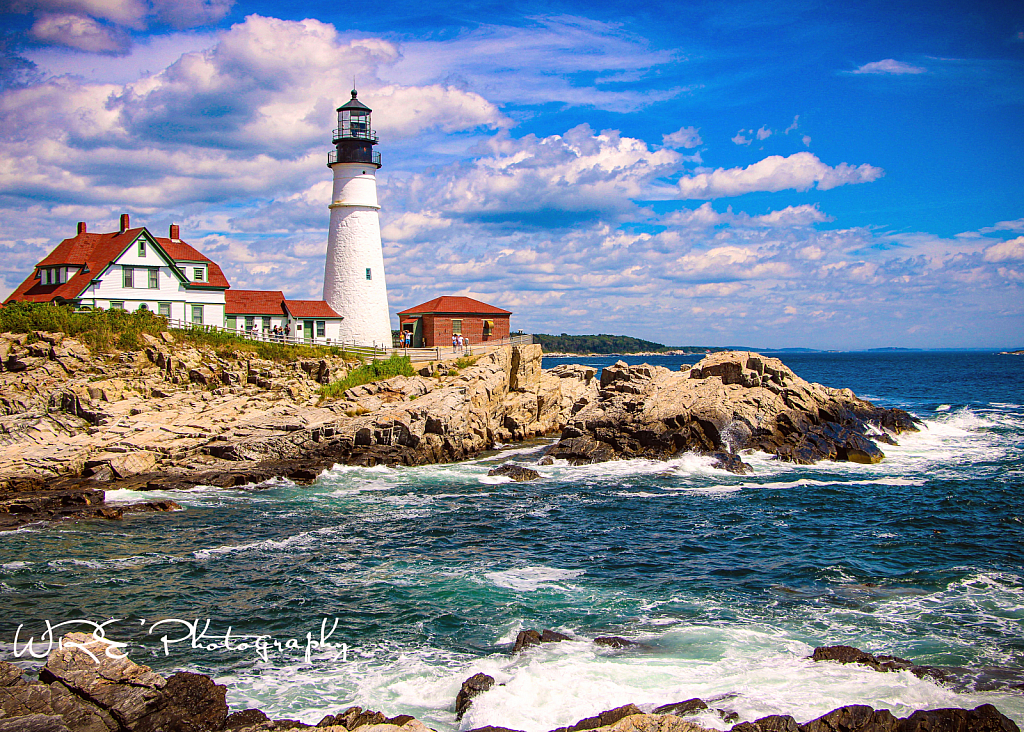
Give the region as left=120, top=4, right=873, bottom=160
left=138, top=239, right=146, bottom=257
left=148, top=268, right=158, bottom=288
left=158, top=302, right=171, bottom=318
left=245, top=316, right=255, bottom=330
left=452, top=319, right=462, bottom=334
left=40, top=269, right=48, bottom=285
left=191, top=304, right=203, bottom=324
left=123, top=266, right=134, bottom=288
left=316, top=321, right=325, bottom=337
left=366, top=267, right=372, bottom=280
left=193, top=267, right=206, bottom=282
left=262, top=317, right=271, bottom=332
left=110, top=301, right=124, bottom=310
left=484, top=320, right=493, bottom=336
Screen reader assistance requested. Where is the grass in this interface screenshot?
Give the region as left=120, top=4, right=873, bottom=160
left=319, top=354, right=415, bottom=401
left=453, top=355, right=480, bottom=369
left=0, top=301, right=358, bottom=362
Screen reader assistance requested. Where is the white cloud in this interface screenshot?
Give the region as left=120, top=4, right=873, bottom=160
left=0, top=15, right=506, bottom=207
left=390, top=16, right=684, bottom=112
left=979, top=218, right=1024, bottom=234
left=662, top=126, right=701, bottom=149
left=802, top=134, right=811, bottom=147
left=983, top=236, right=1024, bottom=262
left=29, top=13, right=131, bottom=53
left=756, top=125, right=772, bottom=140
left=731, top=130, right=752, bottom=146
left=386, top=124, right=681, bottom=221
left=852, top=59, right=926, bottom=75
left=676, top=152, right=884, bottom=199
left=7, top=0, right=234, bottom=53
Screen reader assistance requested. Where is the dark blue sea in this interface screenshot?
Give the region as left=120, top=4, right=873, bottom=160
left=2, top=352, right=1022, bottom=730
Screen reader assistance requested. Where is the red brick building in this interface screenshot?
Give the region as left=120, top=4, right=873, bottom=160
left=397, top=296, right=511, bottom=347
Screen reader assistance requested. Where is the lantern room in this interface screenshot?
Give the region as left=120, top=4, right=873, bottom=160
left=329, top=89, right=381, bottom=168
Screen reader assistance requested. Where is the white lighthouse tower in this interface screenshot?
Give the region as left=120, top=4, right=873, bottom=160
left=323, top=89, right=392, bottom=347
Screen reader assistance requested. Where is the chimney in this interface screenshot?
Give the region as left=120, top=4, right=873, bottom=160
left=77, top=221, right=87, bottom=235
left=169, top=224, right=180, bottom=240
left=119, top=213, right=129, bottom=233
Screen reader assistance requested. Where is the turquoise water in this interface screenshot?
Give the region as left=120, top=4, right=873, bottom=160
left=1, top=352, right=1022, bottom=730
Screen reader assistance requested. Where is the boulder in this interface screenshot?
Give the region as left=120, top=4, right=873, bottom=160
left=653, top=700, right=708, bottom=716
left=455, top=672, right=495, bottom=720
left=551, top=704, right=645, bottom=732
left=593, top=637, right=640, bottom=649
left=487, top=464, right=540, bottom=481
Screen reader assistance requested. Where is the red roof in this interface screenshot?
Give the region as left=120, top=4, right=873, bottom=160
left=397, top=296, right=511, bottom=316
left=283, top=300, right=341, bottom=318
left=4, top=226, right=229, bottom=304
left=225, top=289, right=285, bottom=315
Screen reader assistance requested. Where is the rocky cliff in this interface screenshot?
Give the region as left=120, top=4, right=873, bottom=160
left=0, top=333, right=596, bottom=528
left=547, top=351, right=918, bottom=472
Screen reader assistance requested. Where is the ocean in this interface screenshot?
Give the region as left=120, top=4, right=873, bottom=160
left=1, top=351, right=1022, bottom=731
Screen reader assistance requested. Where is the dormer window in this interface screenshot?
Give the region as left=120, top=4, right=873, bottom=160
left=193, top=267, right=206, bottom=282
left=40, top=269, right=48, bottom=285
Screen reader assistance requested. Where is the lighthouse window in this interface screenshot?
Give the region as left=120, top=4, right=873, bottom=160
left=366, top=268, right=372, bottom=280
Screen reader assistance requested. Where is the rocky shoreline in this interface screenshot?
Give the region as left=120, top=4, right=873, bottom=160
left=2, top=335, right=921, bottom=528
left=2, top=333, right=921, bottom=530
left=0, top=632, right=1018, bottom=732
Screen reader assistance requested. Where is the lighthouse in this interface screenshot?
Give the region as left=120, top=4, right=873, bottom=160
left=323, top=89, right=392, bottom=347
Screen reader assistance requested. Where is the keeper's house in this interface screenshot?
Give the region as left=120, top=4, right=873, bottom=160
left=397, top=296, right=511, bottom=348
left=6, top=216, right=348, bottom=344
left=5, top=215, right=228, bottom=326
left=225, top=290, right=345, bottom=343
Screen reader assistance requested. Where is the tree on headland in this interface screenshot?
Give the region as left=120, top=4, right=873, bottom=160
left=533, top=333, right=720, bottom=355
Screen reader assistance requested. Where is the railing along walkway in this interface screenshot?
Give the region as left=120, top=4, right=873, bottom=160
left=165, top=318, right=532, bottom=362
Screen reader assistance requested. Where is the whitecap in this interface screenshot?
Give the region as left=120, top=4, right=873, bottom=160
left=483, top=566, right=585, bottom=592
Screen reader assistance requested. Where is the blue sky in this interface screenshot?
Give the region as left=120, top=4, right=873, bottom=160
left=1, top=0, right=1021, bottom=348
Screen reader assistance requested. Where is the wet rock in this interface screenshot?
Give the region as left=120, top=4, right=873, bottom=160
left=809, top=645, right=915, bottom=673
left=707, top=451, right=753, bottom=474
left=455, top=672, right=495, bottom=720
left=513, top=629, right=542, bottom=653
left=550, top=703, right=644, bottom=732
left=653, top=699, right=708, bottom=715
left=487, top=463, right=541, bottom=481
left=593, top=636, right=640, bottom=649
left=731, top=714, right=800, bottom=732
left=225, top=708, right=270, bottom=729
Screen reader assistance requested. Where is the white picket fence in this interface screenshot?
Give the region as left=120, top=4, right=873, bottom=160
left=165, top=318, right=532, bottom=362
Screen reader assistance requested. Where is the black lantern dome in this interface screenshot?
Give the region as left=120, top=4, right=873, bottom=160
left=328, top=89, right=381, bottom=168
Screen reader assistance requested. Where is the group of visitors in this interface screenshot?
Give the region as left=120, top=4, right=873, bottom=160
left=452, top=333, right=470, bottom=353
left=400, top=330, right=413, bottom=348
left=266, top=324, right=290, bottom=342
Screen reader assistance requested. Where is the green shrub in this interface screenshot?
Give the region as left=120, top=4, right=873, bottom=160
left=319, top=354, right=414, bottom=401
left=0, top=301, right=360, bottom=363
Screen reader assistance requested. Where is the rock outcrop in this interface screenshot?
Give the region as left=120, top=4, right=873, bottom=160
left=0, top=339, right=598, bottom=529
left=546, top=352, right=918, bottom=472
left=0, top=635, right=1019, bottom=732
